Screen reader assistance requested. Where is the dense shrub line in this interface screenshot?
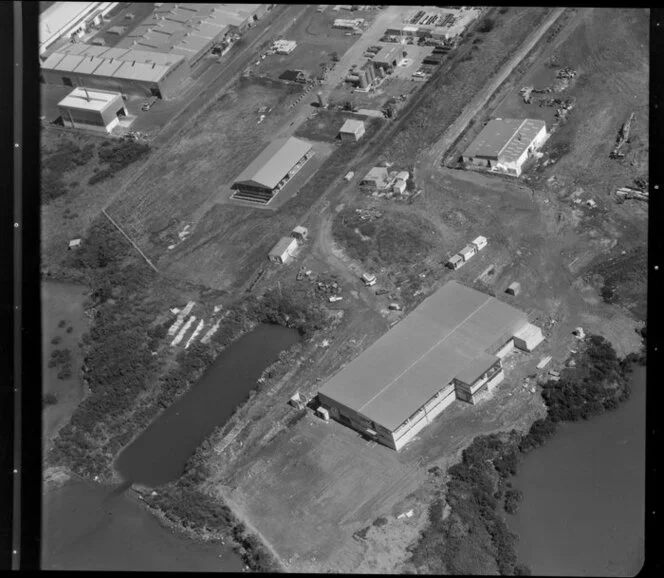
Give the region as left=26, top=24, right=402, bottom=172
left=41, top=140, right=95, bottom=203
left=408, top=335, right=644, bottom=575
left=88, top=141, right=151, bottom=185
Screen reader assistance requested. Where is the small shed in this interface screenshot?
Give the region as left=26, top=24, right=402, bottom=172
left=446, top=254, right=463, bottom=270
left=339, top=119, right=366, bottom=142
left=472, top=235, right=487, bottom=251
left=459, top=245, right=476, bottom=262
left=360, top=166, right=389, bottom=189
left=395, top=170, right=410, bottom=181
left=361, top=272, right=376, bottom=286
left=344, top=171, right=354, bottom=181
left=68, top=238, right=82, bottom=250
left=505, top=282, right=521, bottom=296
left=513, top=323, right=545, bottom=352
left=289, top=392, right=306, bottom=410
left=291, top=225, right=309, bottom=242
left=392, top=179, right=407, bottom=194
left=268, top=236, right=298, bottom=264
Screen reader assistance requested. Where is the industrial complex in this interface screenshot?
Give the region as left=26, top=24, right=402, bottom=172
left=462, top=118, right=548, bottom=177
left=231, top=137, right=314, bottom=204
left=318, top=281, right=544, bottom=451
left=40, top=3, right=268, bottom=100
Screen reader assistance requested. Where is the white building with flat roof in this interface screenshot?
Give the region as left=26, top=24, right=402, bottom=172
left=58, top=87, right=127, bottom=133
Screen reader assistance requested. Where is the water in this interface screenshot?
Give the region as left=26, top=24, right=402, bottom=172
left=115, top=323, right=300, bottom=486
left=43, top=316, right=299, bottom=571
left=41, top=281, right=89, bottom=443
left=43, top=479, right=244, bottom=572
left=509, top=366, right=646, bottom=576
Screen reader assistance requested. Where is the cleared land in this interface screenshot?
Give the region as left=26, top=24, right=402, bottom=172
left=200, top=7, right=647, bottom=574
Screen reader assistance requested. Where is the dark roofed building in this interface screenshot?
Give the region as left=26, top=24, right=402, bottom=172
left=317, top=281, right=543, bottom=450
left=231, top=137, right=314, bottom=204
left=279, top=69, right=308, bottom=83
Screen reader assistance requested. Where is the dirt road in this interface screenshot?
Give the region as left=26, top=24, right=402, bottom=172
left=420, top=6, right=566, bottom=167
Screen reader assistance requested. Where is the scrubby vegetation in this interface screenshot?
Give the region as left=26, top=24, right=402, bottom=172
left=41, top=140, right=95, bottom=203
left=43, top=392, right=58, bottom=407
left=332, top=207, right=436, bottom=270
left=408, top=335, right=644, bottom=575
left=88, top=140, right=151, bottom=185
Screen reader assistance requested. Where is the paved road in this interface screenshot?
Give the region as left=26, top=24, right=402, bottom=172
left=420, top=6, right=566, bottom=167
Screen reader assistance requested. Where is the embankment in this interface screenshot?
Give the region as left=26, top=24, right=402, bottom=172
left=406, top=334, right=645, bottom=575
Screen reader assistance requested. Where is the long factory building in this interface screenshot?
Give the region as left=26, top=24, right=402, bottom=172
left=40, top=3, right=268, bottom=100
left=318, top=281, right=544, bottom=451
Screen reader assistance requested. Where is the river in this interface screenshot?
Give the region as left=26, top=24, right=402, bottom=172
left=43, top=281, right=299, bottom=571
left=509, top=365, right=646, bottom=576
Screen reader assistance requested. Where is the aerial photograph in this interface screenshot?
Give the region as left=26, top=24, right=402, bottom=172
left=40, top=1, right=647, bottom=574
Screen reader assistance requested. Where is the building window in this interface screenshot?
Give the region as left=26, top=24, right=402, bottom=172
left=62, top=77, right=73, bottom=87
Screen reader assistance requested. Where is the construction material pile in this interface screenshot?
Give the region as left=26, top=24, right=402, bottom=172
left=610, top=112, right=635, bottom=159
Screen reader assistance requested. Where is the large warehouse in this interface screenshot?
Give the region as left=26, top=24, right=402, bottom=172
left=317, top=281, right=544, bottom=451
left=462, top=118, right=547, bottom=177
left=116, top=3, right=268, bottom=67
left=231, top=137, right=314, bottom=204
left=40, top=43, right=190, bottom=99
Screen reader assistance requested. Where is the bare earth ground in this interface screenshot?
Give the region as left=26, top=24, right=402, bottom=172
left=201, top=7, right=647, bottom=574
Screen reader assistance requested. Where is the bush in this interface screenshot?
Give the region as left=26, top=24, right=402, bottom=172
left=478, top=18, right=495, bottom=33
left=51, top=335, right=62, bottom=345
left=504, top=488, right=523, bottom=514
left=58, top=320, right=67, bottom=328
left=373, top=516, right=389, bottom=527
left=43, top=392, right=58, bottom=406
left=66, top=326, right=74, bottom=333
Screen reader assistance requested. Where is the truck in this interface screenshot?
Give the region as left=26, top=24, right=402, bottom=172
left=141, top=96, right=158, bottom=111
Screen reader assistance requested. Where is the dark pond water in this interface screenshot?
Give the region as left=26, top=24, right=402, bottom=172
left=43, top=321, right=299, bottom=571
left=509, top=365, right=646, bottom=576
left=115, top=323, right=300, bottom=487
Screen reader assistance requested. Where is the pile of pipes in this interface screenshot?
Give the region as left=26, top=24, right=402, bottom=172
left=615, top=186, right=648, bottom=202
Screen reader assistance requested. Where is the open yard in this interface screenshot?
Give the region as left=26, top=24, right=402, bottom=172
left=253, top=6, right=379, bottom=81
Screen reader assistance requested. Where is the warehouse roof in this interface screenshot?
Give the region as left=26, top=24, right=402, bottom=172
left=463, top=118, right=546, bottom=161
left=58, top=87, right=122, bottom=111
left=318, top=281, right=528, bottom=431
left=234, top=137, right=312, bottom=190
left=40, top=2, right=99, bottom=52
left=455, top=352, right=499, bottom=386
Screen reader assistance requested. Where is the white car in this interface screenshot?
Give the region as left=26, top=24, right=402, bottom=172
left=328, top=295, right=343, bottom=303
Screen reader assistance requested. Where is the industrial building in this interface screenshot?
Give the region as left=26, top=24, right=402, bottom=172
left=339, top=119, right=366, bottom=142
left=372, top=44, right=403, bottom=70
left=231, top=137, right=314, bottom=204
left=462, top=118, right=548, bottom=177
left=40, top=4, right=268, bottom=99
left=268, top=237, right=298, bottom=264
left=317, top=281, right=544, bottom=451
left=40, top=2, right=119, bottom=56
left=58, top=87, right=128, bottom=133
left=115, top=3, right=268, bottom=67
left=40, top=43, right=191, bottom=99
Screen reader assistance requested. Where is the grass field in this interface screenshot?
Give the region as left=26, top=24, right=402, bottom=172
left=108, top=77, right=303, bottom=242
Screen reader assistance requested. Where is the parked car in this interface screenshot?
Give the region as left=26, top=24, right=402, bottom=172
left=141, top=96, right=158, bottom=111
left=328, top=295, right=343, bottom=303
left=361, top=272, right=376, bottom=286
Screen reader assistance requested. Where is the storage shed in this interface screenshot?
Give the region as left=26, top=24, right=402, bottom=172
left=291, top=225, right=309, bottom=242
left=268, top=237, right=298, bottom=264
left=472, top=236, right=487, bottom=251
left=393, top=179, right=407, bottom=194
left=446, top=254, right=464, bottom=270
left=459, top=245, right=476, bottom=262
left=339, top=119, right=366, bottom=142
left=505, top=282, right=521, bottom=296
left=360, top=166, right=389, bottom=189
left=68, top=238, right=82, bottom=250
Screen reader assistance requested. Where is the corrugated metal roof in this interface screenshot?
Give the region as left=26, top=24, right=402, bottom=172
left=73, top=55, right=105, bottom=74
left=463, top=118, right=524, bottom=159
left=497, top=118, right=546, bottom=163
left=53, top=54, right=85, bottom=72
left=318, top=281, right=528, bottom=431
left=455, top=352, right=499, bottom=385
left=234, top=137, right=312, bottom=190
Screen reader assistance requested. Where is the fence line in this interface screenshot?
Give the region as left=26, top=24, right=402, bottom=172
left=102, top=208, right=160, bottom=273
